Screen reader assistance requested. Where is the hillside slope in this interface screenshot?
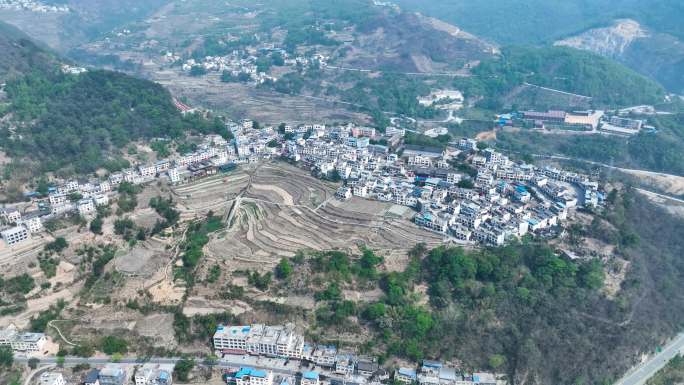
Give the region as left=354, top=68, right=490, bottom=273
left=0, top=21, right=59, bottom=81
left=556, top=19, right=684, bottom=94
left=337, top=11, right=498, bottom=72
left=0, top=0, right=169, bottom=52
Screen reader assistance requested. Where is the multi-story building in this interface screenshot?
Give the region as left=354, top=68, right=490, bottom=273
left=395, top=368, right=417, bottom=384
left=213, top=324, right=304, bottom=359
left=0, top=208, right=21, bottom=224
left=0, top=325, right=47, bottom=352
left=78, top=199, right=96, bottom=216
left=1, top=226, right=29, bottom=246
left=22, top=216, right=43, bottom=234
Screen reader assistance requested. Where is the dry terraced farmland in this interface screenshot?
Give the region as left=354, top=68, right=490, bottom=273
left=173, top=162, right=445, bottom=273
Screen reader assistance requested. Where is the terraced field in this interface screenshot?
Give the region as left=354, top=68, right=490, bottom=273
left=176, top=162, right=447, bottom=273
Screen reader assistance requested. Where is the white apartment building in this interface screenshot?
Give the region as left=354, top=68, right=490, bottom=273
left=213, top=324, right=304, bottom=359
left=49, top=193, right=67, bottom=206
left=78, top=199, right=96, bottom=216
left=93, top=194, right=109, bottom=206
left=0, top=326, right=47, bottom=352
left=0, top=208, right=21, bottom=224
left=1, top=226, right=29, bottom=246
left=22, top=217, right=43, bottom=233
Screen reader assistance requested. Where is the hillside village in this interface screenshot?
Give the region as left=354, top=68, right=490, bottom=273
left=0, top=115, right=603, bottom=250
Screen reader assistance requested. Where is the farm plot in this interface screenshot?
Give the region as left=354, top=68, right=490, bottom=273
left=205, top=162, right=445, bottom=273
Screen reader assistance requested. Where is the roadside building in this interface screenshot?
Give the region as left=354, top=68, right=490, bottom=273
left=134, top=363, right=174, bottom=385
left=301, top=372, right=320, bottom=385
left=213, top=324, right=305, bottom=359
left=83, top=369, right=100, bottom=385
left=99, top=364, right=128, bottom=385
left=233, top=367, right=273, bottom=385
left=39, top=372, right=67, bottom=385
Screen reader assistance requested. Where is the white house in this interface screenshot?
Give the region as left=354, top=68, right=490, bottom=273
left=39, top=372, right=66, bottom=385
left=1, top=226, right=29, bottom=246
left=78, top=199, right=96, bottom=216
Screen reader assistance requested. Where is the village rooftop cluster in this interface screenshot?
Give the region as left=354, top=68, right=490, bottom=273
left=0, top=116, right=601, bottom=248
left=166, top=46, right=329, bottom=85
left=0, top=0, right=69, bottom=13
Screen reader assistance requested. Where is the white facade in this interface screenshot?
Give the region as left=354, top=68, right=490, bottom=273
left=1, top=226, right=29, bottom=246
left=39, top=372, right=66, bottom=385
left=78, top=199, right=96, bottom=216
left=213, top=324, right=304, bottom=359
left=23, top=217, right=43, bottom=233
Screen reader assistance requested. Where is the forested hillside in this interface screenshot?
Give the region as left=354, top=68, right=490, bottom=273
left=456, top=46, right=666, bottom=108
left=2, top=70, right=187, bottom=173
left=0, top=26, right=225, bottom=174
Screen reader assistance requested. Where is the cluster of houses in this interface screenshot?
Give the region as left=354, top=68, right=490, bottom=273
left=214, top=324, right=504, bottom=385
left=36, top=363, right=174, bottom=385
left=174, top=46, right=328, bottom=85
left=283, top=125, right=600, bottom=245
left=0, top=0, right=69, bottom=12
left=395, top=361, right=500, bottom=385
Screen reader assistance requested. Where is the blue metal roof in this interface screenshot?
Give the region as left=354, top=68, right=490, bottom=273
left=398, top=368, right=417, bottom=379
left=235, top=367, right=267, bottom=379
left=303, top=371, right=319, bottom=380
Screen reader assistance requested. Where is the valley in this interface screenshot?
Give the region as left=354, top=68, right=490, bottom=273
left=0, top=2, right=682, bottom=385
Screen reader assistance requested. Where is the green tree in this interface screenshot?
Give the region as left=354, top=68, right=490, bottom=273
left=89, top=216, right=103, bottom=235
left=100, top=336, right=128, bottom=355
left=0, top=345, right=13, bottom=367
left=45, top=237, right=68, bottom=253
left=489, top=354, right=506, bottom=370
left=28, top=357, right=39, bottom=369
left=174, top=358, right=195, bottom=382
left=275, top=258, right=293, bottom=279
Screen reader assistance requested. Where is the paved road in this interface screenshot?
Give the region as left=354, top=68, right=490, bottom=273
left=14, top=355, right=337, bottom=379
left=614, top=333, right=684, bottom=385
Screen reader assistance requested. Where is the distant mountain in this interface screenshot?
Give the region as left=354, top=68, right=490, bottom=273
left=555, top=19, right=684, bottom=95
left=392, top=0, right=684, bottom=46
left=0, top=21, right=59, bottom=81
